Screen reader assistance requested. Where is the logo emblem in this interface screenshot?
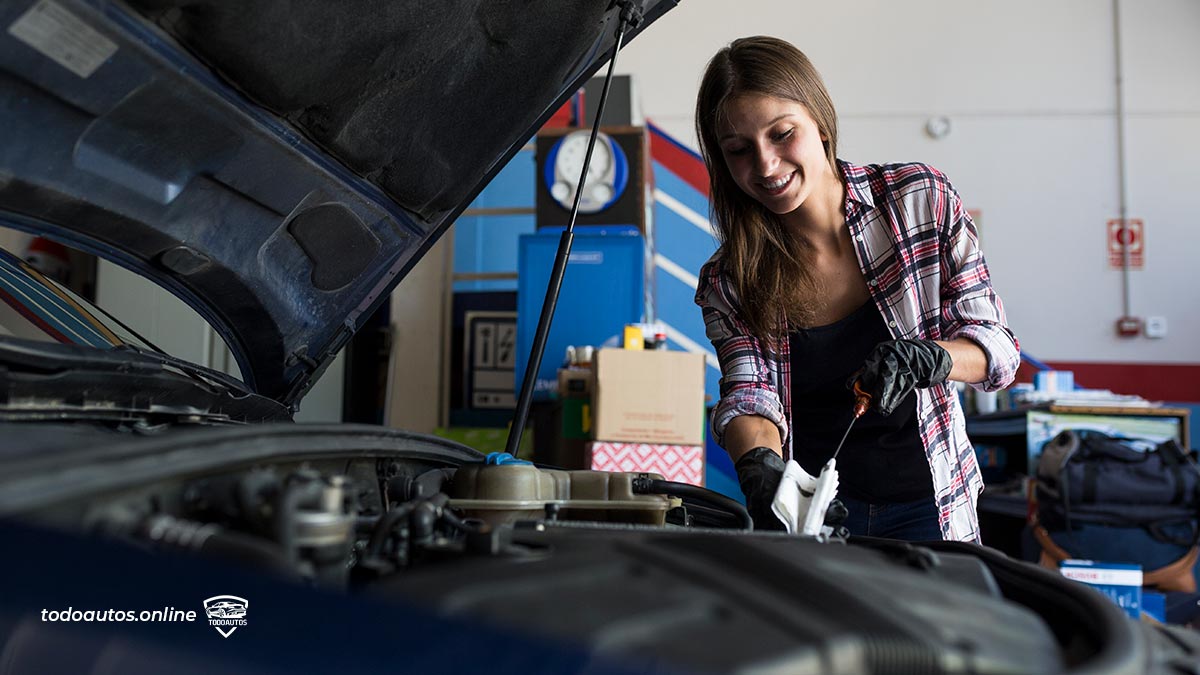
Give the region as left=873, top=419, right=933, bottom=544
left=203, top=595, right=248, bottom=638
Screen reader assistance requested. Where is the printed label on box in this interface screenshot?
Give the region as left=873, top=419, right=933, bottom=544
left=1060, top=559, right=1142, bottom=620
left=587, top=442, right=704, bottom=486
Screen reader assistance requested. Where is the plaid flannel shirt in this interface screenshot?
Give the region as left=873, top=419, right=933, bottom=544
left=695, top=160, right=1019, bottom=542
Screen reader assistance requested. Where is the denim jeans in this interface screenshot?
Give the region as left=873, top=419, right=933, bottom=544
left=838, top=495, right=943, bottom=541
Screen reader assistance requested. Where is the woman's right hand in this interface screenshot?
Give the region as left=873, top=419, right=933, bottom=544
left=735, top=447, right=787, bottom=531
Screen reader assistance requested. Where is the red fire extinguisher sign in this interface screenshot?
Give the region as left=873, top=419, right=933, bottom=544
left=1107, top=218, right=1143, bottom=269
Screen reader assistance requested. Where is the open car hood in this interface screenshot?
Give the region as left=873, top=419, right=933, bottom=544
left=0, top=0, right=675, bottom=407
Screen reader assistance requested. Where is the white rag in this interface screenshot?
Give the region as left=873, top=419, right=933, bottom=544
left=771, top=458, right=839, bottom=537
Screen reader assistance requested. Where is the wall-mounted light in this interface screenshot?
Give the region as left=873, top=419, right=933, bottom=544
left=924, top=115, right=952, bottom=140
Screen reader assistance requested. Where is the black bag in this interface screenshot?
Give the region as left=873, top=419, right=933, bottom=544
left=1035, top=429, right=1200, bottom=544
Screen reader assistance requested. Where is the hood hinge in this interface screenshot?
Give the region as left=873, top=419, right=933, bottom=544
left=282, top=324, right=355, bottom=411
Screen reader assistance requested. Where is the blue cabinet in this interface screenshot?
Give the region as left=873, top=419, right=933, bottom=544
left=516, top=228, right=650, bottom=399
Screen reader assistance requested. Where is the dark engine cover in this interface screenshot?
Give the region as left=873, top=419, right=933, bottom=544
left=378, top=525, right=1063, bottom=674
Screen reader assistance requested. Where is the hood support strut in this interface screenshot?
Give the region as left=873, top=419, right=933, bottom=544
left=504, top=0, right=643, bottom=457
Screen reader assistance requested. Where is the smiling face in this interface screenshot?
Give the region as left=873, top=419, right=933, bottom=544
left=717, top=94, right=837, bottom=216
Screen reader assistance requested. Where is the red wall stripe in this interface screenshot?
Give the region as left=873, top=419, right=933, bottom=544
left=0, top=286, right=73, bottom=345
left=1015, top=360, right=1200, bottom=403
left=648, top=122, right=710, bottom=197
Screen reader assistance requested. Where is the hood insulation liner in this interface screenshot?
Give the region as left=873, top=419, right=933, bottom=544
left=129, top=0, right=614, bottom=220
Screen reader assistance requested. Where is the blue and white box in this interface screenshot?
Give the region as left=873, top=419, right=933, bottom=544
left=1034, top=369, right=1074, bottom=393
left=1059, top=559, right=1142, bottom=620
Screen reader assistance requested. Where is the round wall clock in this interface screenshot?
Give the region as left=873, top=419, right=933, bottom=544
left=542, top=130, right=629, bottom=214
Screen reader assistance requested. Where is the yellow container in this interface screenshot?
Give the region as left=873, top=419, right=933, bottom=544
left=622, top=324, right=644, bottom=350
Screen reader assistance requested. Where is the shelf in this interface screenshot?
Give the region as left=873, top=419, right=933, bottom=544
left=966, top=403, right=1191, bottom=481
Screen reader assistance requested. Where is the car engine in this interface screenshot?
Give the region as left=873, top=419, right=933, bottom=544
left=2, top=424, right=1197, bottom=674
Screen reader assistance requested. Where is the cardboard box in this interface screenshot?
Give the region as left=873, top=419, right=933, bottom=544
left=587, top=441, right=704, bottom=486
left=591, top=348, right=705, bottom=446
left=1059, top=559, right=1142, bottom=620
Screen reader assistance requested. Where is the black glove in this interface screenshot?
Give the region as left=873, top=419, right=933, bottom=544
left=735, top=447, right=786, bottom=531
left=824, top=498, right=850, bottom=540
left=856, top=339, right=952, bottom=416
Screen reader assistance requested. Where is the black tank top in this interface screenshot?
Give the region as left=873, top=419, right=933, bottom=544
left=789, top=301, right=933, bottom=503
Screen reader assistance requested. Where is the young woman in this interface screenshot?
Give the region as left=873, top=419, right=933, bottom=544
left=693, top=36, right=1019, bottom=542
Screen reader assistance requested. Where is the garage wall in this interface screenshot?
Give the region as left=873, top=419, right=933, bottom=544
left=95, top=260, right=346, bottom=423
left=617, top=0, right=1200, bottom=372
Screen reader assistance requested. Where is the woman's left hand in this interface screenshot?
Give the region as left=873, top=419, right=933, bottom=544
left=854, top=339, right=952, bottom=415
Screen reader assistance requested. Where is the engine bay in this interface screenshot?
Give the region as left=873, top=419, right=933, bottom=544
left=87, top=459, right=699, bottom=588
left=2, top=424, right=746, bottom=588
left=4, top=423, right=1194, bottom=674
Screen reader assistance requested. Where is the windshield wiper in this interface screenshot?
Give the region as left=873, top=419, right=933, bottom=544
left=0, top=337, right=248, bottom=398
left=109, top=344, right=252, bottom=397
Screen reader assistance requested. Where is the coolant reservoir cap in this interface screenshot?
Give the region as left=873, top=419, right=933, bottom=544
left=450, top=463, right=558, bottom=503
left=485, top=452, right=532, bottom=466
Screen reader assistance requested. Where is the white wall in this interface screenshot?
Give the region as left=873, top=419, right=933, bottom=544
left=385, top=234, right=452, bottom=434
left=0, top=228, right=29, bottom=256
left=96, top=260, right=345, bottom=422
left=618, top=0, right=1200, bottom=364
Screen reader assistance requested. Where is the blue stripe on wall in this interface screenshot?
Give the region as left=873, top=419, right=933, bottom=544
left=654, top=268, right=719, bottom=404
left=653, top=160, right=711, bottom=219
left=651, top=158, right=719, bottom=405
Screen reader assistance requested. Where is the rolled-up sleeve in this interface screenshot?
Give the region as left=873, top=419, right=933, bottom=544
left=694, top=256, right=789, bottom=449
left=938, top=183, right=1020, bottom=392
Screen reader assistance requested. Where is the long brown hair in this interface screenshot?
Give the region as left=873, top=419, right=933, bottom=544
left=694, top=36, right=840, bottom=344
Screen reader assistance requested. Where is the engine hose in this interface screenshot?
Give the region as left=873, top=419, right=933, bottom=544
left=631, top=477, right=752, bottom=530
left=140, top=514, right=298, bottom=579
left=439, top=508, right=484, bottom=534
left=366, top=502, right=416, bottom=558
